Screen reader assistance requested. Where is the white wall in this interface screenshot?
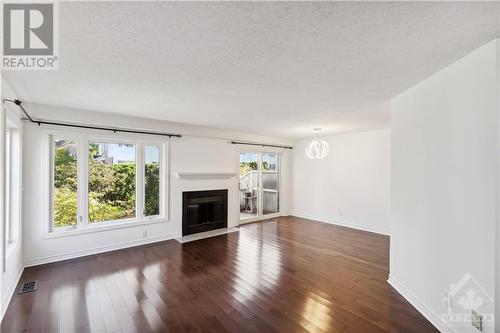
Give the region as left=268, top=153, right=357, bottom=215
left=497, top=210, right=500, bottom=333
left=21, top=103, right=291, bottom=266
left=497, top=211, right=499, bottom=333
left=390, top=40, right=497, bottom=332
left=496, top=50, right=500, bottom=333
left=290, top=129, right=391, bottom=235
left=0, top=78, right=24, bottom=319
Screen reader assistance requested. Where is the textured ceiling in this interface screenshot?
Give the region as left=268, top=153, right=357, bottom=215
left=3, top=1, right=500, bottom=139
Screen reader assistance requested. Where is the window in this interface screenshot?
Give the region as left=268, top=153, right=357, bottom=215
left=5, top=130, right=11, bottom=239
left=49, top=133, right=167, bottom=233
left=52, top=139, right=79, bottom=228
left=4, top=118, right=21, bottom=246
left=88, top=142, right=136, bottom=223
left=144, top=145, right=160, bottom=217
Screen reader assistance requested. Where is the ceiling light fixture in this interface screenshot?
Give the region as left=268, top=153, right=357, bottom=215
left=306, top=128, right=329, bottom=159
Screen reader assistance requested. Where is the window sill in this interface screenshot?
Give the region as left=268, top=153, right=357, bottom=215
left=43, top=218, right=169, bottom=239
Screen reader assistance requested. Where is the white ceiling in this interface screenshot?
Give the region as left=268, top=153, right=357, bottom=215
left=4, top=1, right=500, bottom=139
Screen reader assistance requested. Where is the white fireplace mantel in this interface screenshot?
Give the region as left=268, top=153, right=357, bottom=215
left=174, top=172, right=238, bottom=180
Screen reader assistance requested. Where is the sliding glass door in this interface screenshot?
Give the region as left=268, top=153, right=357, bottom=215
left=239, top=152, right=281, bottom=222
left=239, top=152, right=259, bottom=220
left=261, top=153, right=279, bottom=215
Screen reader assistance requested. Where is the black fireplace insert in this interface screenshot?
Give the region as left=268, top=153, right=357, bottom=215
left=182, top=189, right=228, bottom=236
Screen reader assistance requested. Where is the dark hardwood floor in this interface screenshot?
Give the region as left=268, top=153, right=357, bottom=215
left=1, top=216, right=438, bottom=332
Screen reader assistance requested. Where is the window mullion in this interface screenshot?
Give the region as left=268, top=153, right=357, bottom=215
left=49, top=136, right=54, bottom=233
left=137, top=143, right=144, bottom=220
left=79, top=137, right=89, bottom=228
left=160, top=143, right=166, bottom=218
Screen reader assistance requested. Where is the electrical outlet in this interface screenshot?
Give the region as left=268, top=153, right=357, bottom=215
left=142, top=230, right=147, bottom=238
left=471, top=310, right=483, bottom=332
left=338, top=211, right=344, bottom=216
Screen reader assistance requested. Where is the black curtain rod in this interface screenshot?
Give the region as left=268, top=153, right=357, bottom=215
left=231, top=141, right=293, bottom=150
left=2, top=99, right=182, bottom=138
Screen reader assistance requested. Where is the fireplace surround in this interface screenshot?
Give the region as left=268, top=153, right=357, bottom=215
left=182, top=189, right=228, bottom=236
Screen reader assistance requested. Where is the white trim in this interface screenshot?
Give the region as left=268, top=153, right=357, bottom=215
left=1, top=263, right=23, bottom=320
left=387, top=274, right=453, bottom=333
left=176, top=227, right=239, bottom=243
left=43, top=218, right=169, bottom=239
left=1, top=102, right=7, bottom=272
left=24, top=232, right=180, bottom=267
left=291, top=213, right=390, bottom=236
left=239, top=212, right=282, bottom=224
left=174, top=172, right=238, bottom=180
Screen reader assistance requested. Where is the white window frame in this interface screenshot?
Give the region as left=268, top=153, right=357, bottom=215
left=143, top=143, right=164, bottom=220
left=86, top=137, right=139, bottom=226
left=5, top=128, right=11, bottom=240
left=49, top=134, right=81, bottom=232
left=4, top=114, right=22, bottom=252
left=47, top=128, right=169, bottom=236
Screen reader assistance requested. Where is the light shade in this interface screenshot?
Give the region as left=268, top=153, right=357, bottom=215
left=305, top=140, right=329, bottom=159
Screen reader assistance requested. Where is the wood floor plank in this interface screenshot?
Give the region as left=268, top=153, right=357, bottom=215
left=59, top=294, right=75, bottom=333
left=1, top=216, right=438, bottom=332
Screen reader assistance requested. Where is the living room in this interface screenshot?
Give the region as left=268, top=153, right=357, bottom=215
left=0, top=2, right=498, bottom=332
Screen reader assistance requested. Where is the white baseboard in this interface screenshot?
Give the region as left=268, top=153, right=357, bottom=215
left=176, top=227, right=239, bottom=243
left=388, top=274, right=454, bottom=333
left=24, top=232, right=181, bottom=267
left=291, top=213, right=390, bottom=236
left=1, top=264, right=24, bottom=321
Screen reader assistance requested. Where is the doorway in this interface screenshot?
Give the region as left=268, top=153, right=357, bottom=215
left=239, top=152, right=281, bottom=222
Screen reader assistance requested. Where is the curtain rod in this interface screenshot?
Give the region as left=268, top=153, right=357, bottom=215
left=231, top=141, right=293, bottom=150
left=2, top=99, right=291, bottom=147
left=2, top=99, right=182, bottom=138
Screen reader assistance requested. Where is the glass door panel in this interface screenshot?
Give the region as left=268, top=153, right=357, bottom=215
left=239, top=152, right=281, bottom=222
left=239, top=152, right=259, bottom=220
left=261, top=153, right=279, bottom=215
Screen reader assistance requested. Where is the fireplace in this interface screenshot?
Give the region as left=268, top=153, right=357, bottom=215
left=182, top=189, right=228, bottom=236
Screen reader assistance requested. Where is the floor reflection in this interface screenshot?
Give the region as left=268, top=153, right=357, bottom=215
left=232, top=222, right=283, bottom=301
left=1, top=217, right=438, bottom=333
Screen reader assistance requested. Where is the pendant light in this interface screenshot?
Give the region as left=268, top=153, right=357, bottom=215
left=305, top=128, right=329, bottom=159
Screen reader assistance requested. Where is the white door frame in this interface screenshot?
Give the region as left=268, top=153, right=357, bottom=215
left=238, top=149, right=284, bottom=224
